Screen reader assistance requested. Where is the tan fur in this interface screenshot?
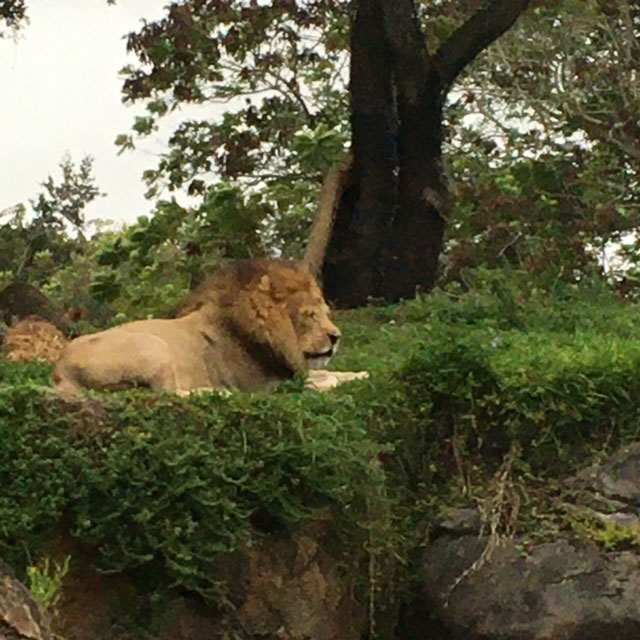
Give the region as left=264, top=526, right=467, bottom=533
left=3, top=315, right=67, bottom=364
left=52, top=260, right=342, bottom=397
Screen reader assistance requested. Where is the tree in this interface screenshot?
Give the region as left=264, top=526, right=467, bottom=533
left=12, top=154, right=103, bottom=281
left=118, top=1, right=352, bottom=258
left=316, top=0, right=532, bottom=305
left=437, top=0, right=640, bottom=289
left=0, top=155, right=102, bottom=289
left=119, top=0, right=533, bottom=306
left=0, top=155, right=104, bottom=329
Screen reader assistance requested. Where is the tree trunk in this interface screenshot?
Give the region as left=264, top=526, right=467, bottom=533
left=378, top=0, right=446, bottom=301
left=321, top=0, right=531, bottom=307
left=322, top=0, right=396, bottom=307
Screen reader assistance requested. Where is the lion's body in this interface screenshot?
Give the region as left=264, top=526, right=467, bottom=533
left=53, top=260, right=342, bottom=396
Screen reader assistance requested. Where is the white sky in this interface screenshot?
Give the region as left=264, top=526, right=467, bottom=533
left=0, top=1, right=187, bottom=229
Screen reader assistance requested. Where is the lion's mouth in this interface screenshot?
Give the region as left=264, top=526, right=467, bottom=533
left=305, top=347, right=336, bottom=369
left=306, top=348, right=334, bottom=360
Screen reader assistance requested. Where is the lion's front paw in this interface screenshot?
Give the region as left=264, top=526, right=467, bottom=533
left=306, top=369, right=369, bottom=392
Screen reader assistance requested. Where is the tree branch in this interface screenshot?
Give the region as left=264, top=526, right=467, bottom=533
left=435, top=0, right=531, bottom=93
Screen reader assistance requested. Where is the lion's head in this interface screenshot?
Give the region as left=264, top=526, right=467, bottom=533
left=180, top=259, right=341, bottom=377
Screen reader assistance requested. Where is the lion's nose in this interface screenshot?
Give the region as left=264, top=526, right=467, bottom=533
left=328, top=331, right=340, bottom=346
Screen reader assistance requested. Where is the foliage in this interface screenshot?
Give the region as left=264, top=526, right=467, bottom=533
left=0, top=155, right=102, bottom=288
left=334, top=268, right=640, bottom=480
left=443, top=0, right=640, bottom=287
left=87, top=187, right=267, bottom=317
left=43, top=247, right=116, bottom=330
left=0, top=384, right=390, bottom=600
left=27, top=555, right=71, bottom=613
left=30, top=155, right=103, bottom=233
left=5, top=270, right=640, bottom=622
left=0, top=205, right=73, bottom=290
left=116, top=0, right=351, bottom=257
left=0, top=359, right=51, bottom=385
left=571, top=515, right=640, bottom=551
left=0, top=0, right=26, bottom=36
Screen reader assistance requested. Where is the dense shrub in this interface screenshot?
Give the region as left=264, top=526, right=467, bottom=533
left=0, top=359, right=52, bottom=386
left=0, top=386, right=389, bottom=596
left=3, top=269, right=640, bottom=605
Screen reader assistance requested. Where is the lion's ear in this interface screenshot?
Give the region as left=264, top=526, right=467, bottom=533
left=229, top=276, right=307, bottom=375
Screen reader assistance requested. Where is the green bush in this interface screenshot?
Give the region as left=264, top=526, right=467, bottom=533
left=0, top=359, right=52, bottom=386
left=4, top=269, right=640, bottom=608
left=0, top=385, right=389, bottom=598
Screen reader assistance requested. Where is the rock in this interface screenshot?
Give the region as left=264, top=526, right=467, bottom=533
left=0, top=561, right=52, bottom=640
left=569, top=442, right=640, bottom=503
left=234, top=534, right=363, bottom=640
left=55, top=531, right=364, bottom=640
left=437, top=507, right=482, bottom=535
left=0, top=283, right=70, bottom=334
left=422, top=536, right=640, bottom=640
left=417, top=444, right=640, bottom=640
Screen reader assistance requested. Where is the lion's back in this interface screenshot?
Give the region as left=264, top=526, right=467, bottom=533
left=53, top=319, right=203, bottom=393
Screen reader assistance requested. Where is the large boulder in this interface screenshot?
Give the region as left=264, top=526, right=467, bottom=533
left=423, top=536, right=640, bottom=640
left=418, top=443, right=640, bottom=640
left=55, top=531, right=364, bottom=640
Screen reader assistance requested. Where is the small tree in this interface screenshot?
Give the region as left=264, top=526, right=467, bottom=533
left=0, top=155, right=104, bottom=328
left=14, top=154, right=103, bottom=281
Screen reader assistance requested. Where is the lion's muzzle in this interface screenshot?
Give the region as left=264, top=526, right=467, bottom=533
left=305, top=329, right=341, bottom=369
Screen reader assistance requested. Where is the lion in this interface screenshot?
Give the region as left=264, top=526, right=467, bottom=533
left=52, top=259, right=366, bottom=397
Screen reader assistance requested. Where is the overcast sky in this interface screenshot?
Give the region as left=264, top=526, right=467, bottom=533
left=0, top=1, right=184, bottom=229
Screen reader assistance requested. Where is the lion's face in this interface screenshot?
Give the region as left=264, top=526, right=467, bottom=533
left=286, top=281, right=341, bottom=369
